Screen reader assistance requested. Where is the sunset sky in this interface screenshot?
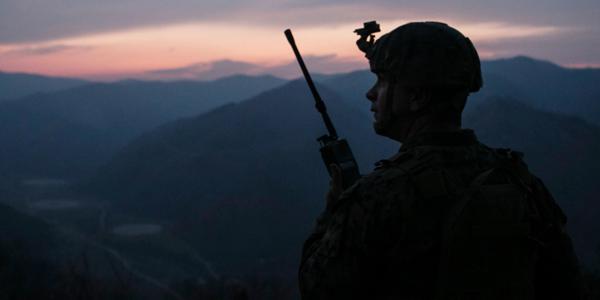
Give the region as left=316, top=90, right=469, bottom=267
left=1, top=0, right=598, bottom=81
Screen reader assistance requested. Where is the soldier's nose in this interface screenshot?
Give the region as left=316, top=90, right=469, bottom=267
left=366, top=87, right=377, bottom=102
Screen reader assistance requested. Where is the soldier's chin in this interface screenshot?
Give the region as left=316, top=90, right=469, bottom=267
left=373, top=120, right=403, bottom=141
left=373, top=121, right=390, bottom=136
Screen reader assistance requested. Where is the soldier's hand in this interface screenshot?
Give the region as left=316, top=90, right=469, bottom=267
left=326, top=164, right=343, bottom=209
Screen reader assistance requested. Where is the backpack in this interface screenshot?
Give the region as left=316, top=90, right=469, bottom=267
left=434, top=149, right=549, bottom=300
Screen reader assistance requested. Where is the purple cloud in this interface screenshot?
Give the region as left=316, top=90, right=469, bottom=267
left=2, top=44, right=93, bottom=56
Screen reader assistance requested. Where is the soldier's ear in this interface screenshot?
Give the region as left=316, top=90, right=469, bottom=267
left=409, top=88, right=432, bottom=112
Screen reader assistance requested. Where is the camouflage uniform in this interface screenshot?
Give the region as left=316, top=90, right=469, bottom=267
left=299, top=130, right=583, bottom=299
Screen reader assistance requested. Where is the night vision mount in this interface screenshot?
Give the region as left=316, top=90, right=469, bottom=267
left=354, top=20, right=381, bottom=56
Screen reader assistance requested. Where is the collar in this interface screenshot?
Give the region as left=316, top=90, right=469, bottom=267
left=399, top=129, right=479, bottom=151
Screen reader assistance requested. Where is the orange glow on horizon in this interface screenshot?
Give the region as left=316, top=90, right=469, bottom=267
left=0, top=19, right=573, bottom=80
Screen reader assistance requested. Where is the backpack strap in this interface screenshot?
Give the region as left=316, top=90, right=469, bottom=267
left=442, top=168, right=497, bottom=237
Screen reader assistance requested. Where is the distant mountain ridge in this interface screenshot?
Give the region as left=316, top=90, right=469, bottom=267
left=5, top=74, right=286, bottom=134
left=0, top=71, right=87, bottom=101
left=5, top=55, right=597, bottom=124
left=0, top=74, right=287, bottom=178
left=480, top=56, right=600, bottom=123
left=320, top=56, right=600, bottom=126
left=2, top=55, right=597, bottom=180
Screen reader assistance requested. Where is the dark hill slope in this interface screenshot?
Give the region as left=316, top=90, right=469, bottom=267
left=0, top=105, right=114, bottom=178
left=0, top=203, right=61, bottom=298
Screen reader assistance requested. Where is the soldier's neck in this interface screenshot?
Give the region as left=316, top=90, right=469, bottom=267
left=395, top=114, right=461, bottom=143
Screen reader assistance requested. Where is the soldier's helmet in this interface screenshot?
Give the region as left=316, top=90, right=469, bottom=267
left=361, top=22, right=483, bottom=93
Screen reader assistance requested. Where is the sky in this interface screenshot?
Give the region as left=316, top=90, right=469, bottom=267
left=0, top=0, right=598, bottom=81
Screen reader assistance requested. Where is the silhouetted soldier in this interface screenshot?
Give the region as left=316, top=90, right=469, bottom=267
left=299, top=22, right=584, bottom=299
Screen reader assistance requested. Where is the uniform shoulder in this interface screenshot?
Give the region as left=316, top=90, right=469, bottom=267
left=486, top=147, right=536, bottom=187
left=361, top=150, right=421, bottom=186
left=487, top=147, right=567, bottom=225
left=342, top=150, right=425, bottom=204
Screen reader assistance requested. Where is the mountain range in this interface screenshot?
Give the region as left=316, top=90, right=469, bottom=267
left=323, top=56, right=600, bottom=126
left=0, top=74, right=286, bottom=178
left=3, top=56, right=598, bottom=180
left=1, top=56, right=599, bottom=279
left=86, top=79, right=600, bottom=274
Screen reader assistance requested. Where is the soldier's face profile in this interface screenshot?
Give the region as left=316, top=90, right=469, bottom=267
left=366, top=73, right=412, bottom=138
left=367, top=73, right=392, bottom=133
